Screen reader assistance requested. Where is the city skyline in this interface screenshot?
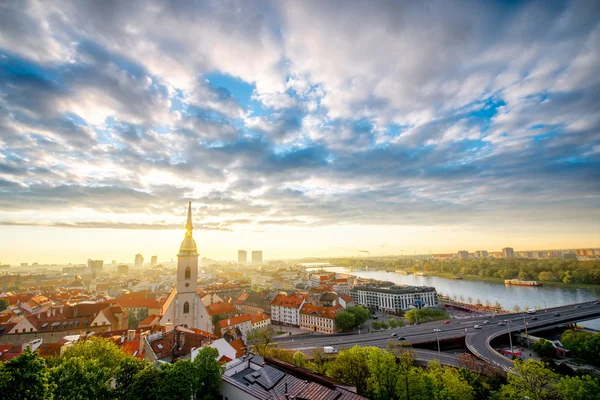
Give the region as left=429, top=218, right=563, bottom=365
left=1, top=1, right=599, bottom=264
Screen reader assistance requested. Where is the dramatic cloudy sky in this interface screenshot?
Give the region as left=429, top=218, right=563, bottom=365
left=1, top=0, right=599, bottom=264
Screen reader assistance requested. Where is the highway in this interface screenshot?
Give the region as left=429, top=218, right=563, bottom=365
left=273, top=301, right=600, bottom=369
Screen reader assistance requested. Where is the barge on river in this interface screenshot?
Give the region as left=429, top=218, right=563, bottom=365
left=504, top=279, right=543, bottom=287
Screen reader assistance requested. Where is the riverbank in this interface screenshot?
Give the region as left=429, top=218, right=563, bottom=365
left=428, top=272, right=600, bottom=291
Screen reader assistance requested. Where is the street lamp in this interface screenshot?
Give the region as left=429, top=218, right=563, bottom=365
left=522, top=312, right=530, bottom=348
left=433, top=329, right=442, bottom=361
left=506, top=319, right=514, bottom=358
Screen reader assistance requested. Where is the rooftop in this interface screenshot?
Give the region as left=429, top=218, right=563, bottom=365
left=351, top=285, right=437, bottom=295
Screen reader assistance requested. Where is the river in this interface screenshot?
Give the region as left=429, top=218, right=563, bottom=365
left=305, top=265, right=600, bottom=330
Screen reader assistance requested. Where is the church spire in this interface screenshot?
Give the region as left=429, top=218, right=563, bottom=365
left=185, top=201, right=193, bottom=237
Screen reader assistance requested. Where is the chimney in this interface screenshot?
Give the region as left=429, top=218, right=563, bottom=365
left=52, top=308, right=56, bottom=316
left=139, top=332, right=147, bottom=354
left=127, top=329, right=136, bottom=341
left=227, top=319, right=231, bottom=326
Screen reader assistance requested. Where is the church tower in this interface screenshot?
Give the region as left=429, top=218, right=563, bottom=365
left=176, top=202, right=200, bottom=328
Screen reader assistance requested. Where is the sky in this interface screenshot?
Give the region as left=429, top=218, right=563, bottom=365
left=0, top=0, right=599, bottom=265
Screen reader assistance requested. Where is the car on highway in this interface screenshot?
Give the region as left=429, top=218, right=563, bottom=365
left=372, top=316, right=379, bottom=320
left=531, top=317, right=538, bottom=320
left=554, top=312, right=560, bottom=316
left=593, top=301, right=600, bottom=305
left=483, top=320, right=490, bottom=324
left=527, top=309, right=537, bottom=314
left=473, top=325, right=482, bottom=329
left=575, top=305, right=582, bottom=309
left=323, top=346, right=338, bottom=354
left=397, top=336, right=406, bottom=340
left=391, top=333, right=398, bottom=337
left=497, top=322, right=505, bottom=326
left=442, top=320, right=450, bottom=324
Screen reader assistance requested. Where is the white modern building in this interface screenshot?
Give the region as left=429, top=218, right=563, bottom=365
left=350, top=285, right=438, bottom=312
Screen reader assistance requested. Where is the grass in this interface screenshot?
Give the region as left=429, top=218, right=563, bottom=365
left=276, top=331, right=286, bottom=335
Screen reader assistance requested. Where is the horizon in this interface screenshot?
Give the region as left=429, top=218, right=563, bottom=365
left=1, top=1, right=599, bottom=265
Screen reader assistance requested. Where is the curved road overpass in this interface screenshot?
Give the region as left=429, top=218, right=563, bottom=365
left=276, top=301, right=600, bottom=369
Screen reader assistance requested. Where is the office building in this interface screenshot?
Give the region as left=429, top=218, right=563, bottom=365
left=251, top=250, right=263, bottom=265
left=150, top=255, right=157, bottom=268
left=87, top=259, right=103, bottom=275
left=238, top=250, right=247, bottom=265
left=502, top=247, right=515, bottom=258
left=457, top=250, right=469, bottom=260
left=350, top=285, right=438, bottom=313
left=134, top=254, right=144, bottom=268
left=474, top=250, right=488, bottom=258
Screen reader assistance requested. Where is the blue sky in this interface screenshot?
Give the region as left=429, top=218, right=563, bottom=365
left=0, top=0, right=599, bottom=263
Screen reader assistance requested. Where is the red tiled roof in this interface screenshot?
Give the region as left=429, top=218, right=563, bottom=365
left=340, top=294, right=354, bottom=303
left=233, top=293, right=248, bottom=305
left=219, top=355, right=233, bottom=363
left=115, top=297, right=162, bottom=308
left=229, top=338, right=245, bottom=358
left=300, top=304, right=344, bottom=319
left=250, top=314, right=270, bottom=324
left=138, top=314, right=159, bottom=327
left=271, top=294, right=304, bottom=308
left=216, top=314, right=252, bottom=329
left=207, top=302, right=238, bottom=316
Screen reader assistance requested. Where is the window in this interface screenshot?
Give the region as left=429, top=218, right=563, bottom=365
left=185, top=267, right=191, bottom=280
left=183, top=302, right=190, bottom=314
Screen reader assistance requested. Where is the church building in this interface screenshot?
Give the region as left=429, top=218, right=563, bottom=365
left=159, top=203, right=212, bottom=332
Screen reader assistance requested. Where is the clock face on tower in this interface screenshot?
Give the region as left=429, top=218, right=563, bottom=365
left=185, top=283, right=190, bottom=287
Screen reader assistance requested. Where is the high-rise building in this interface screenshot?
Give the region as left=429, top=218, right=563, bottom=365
left=252, top=250, right=263, bottom=265
left=87, top=259, right=103, bottom=274
left=474, top=250, right=488, bottom=258
left=134, top=254, right=144, bottom=268
left=502, top=247, right=515, bottom=258
left=238, top=250, right=248, bottom=265
left=457, top=250, right=469, bottom=260
left=151, top=255, right=158, bottom=268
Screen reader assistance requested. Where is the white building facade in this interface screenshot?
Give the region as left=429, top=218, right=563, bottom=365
left=350, top=285, right=438, bottom=313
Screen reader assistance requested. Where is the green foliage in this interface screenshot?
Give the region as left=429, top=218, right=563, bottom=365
left=555, top=375, right=600, bottom=400
left=292, top=351, right=308, bottom=368
left=366, top=348, right=400, bottom=400
left=405, top=308, right=449, bottom=324
left=334, top=310, right=356, bottom=331
left=0, top=298, right=9, bottom=312
left=327, top=346, right=376, bottom=395
left=499, top=359, right=559, bottom=400
left=388, top=318, right=405, bottom=328
left=531, top=338, right=555, bottom=358
left=371, top=320, right=389, bottom=330
left=0, top=337, right=223, bottom=400
left=422, top=361, right=475, bottom=400
left=560, top=329, right=600, bottom=366
left=347, top=306, right=370, bottom=326
left=0, top=347, right=54, bottom=400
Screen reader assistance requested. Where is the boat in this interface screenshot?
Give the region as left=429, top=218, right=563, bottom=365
left=414, top=272, right=427, bottom=276
left=448, top=275, right=463, bottom=280
left=395, top=270, right=411, bottom=275
left=504, top=279, right=543, bottom=287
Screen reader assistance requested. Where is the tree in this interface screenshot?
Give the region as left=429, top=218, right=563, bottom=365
left=334, top=310, right=356, bottom=331
left=327, top=346, right=375, bottom=395
left=0, top=347, right=53, bottom=400
left=512, top=305, right=521, bottom=313
left=0, top=298, right=8, bottom=312
left=395, top=351, right=427, bottom=400
left=121, top=364, right=163, bottom=400
left=347, top=306, right=369, bottom=326
left=52, top=337, right=127, bottom=400
left=531, top=339, right=555, bottom=358
left=422, top=361, right=474, bottom=400
left=247, top=327, right=275, bottom=356
left=191, top=346, right=224, bottom=400
left=366, top=349, right=400, bottom=400
left=500, top=359, right=558, bottom=400
left=555, top=375, right=600, bottom=400
left=292, top=351, right=308, bottom=368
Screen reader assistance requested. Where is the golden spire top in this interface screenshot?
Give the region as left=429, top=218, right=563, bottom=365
left=179, top=202, right=198, bottom=256
left=185, top=201, right=193, bottom=237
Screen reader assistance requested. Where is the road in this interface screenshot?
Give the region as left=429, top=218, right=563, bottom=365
left=274, top=301, right=600, bottom=369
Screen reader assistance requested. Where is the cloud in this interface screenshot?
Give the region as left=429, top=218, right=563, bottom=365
left=0, top=0, right=598, bottom=243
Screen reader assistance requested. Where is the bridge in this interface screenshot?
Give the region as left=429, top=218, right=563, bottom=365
left=275, top=301, right=600, bottom=369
